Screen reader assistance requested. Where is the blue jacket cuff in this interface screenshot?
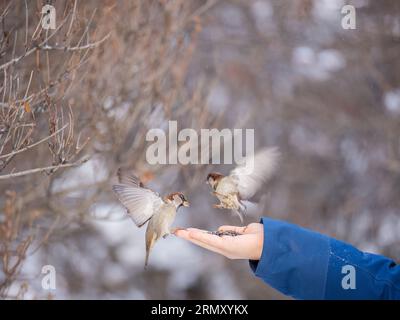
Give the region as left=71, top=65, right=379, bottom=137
left=249, top=217, right=330, bottom=299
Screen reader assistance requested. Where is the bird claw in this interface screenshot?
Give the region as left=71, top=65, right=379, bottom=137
left=213, top=191, right=226, bottom=197
left=213, top=204, right=223, bottom=209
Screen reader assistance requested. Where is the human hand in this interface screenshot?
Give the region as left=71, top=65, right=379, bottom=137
left=174, top=223, right=264, bottom=260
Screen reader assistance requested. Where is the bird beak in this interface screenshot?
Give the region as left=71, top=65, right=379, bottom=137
left=183, top=200, right=190, bottom=207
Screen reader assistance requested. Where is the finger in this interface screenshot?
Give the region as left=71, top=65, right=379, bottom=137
left=188, top=229, right=229, bottom=250
left=175, top=229, right=222, bottom=249
left=174, top=228, right=208, bottom=238
left=217, top=225, right=247, bottom=234
left=186, top=228, right=209, bottom=233
left=174, top=229, right=191, bottom=239
left=176, top=230, right=226, bottom=255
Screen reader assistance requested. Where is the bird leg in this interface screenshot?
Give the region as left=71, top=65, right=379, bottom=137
left=212, top=191, right=228, bottom=209
left=239, top=200, right=247, bottom=211
left=212, top=191, right=226, bottom=198
left=213, top=203, right=224, bottom=209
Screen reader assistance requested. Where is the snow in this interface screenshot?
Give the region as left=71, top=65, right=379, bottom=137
left=51, top=156, right=109, bottom=195
left=384, top=89, right=400, bottom=115
left=340, top=138, right=368, bottom=174
left=207, top=84, right=229, bottom=114
left=377, top=212, right=400, bottom=247
left=292, top=47, right=346, bottom=81
left=251, top=1, right=274, bottom=34
left=313, top=0, right=345, bottom=22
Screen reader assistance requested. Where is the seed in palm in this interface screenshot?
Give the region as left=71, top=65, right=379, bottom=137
left=207, top=230, right=241, bottom=237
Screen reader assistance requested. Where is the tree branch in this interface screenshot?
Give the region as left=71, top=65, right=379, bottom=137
left=0, top=156, right=90, bottom=180
left=0, top=124, right=68, bottom=160
left=0, top=31, right=109, bottom=71
left=39, top=33, right=110, bottom=52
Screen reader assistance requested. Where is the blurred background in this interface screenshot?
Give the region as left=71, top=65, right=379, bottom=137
left=0, top=0, right=399, bottom=299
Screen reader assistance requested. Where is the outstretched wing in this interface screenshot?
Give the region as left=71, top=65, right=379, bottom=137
left=113, top=170, right=163, bottom=227
left=117, top=168, right=144, bottom=187
left=229, top=147, right=280, bottom=200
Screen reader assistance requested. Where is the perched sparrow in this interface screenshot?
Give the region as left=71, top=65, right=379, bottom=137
left=112, top=169, right=189, bottom=268
left=206, top=147, right=280, bottom=223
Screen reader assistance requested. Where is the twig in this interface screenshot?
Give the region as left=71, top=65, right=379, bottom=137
left=188, top=0, right=218, bottom=21
left=66, top=0, right=78, bottom=38
left=0, top=1, right=12, bottom=20
left=0, top=156, right=90, bottom=180
left=0, top=14, right=97, bottom=71
left=39, top=34, right=110, bottom=52
left=24, top=0, right=28, bottom=47
left=0, top=124, right=68, bottom=159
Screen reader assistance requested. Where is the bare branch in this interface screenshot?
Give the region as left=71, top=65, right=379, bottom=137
left=39, top=33, right=110, bottom=52
left=0, top=124, right=68, bottom=160
left=0, top=13, right=90, bottom=71
left=0, top=156, right=90, bottom=180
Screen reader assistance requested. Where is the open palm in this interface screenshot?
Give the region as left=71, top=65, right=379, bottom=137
left=174, top=223, right=264, bottom=261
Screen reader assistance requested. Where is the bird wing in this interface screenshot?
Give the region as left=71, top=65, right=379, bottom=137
left=113, top=171, right=163, bottom=227
left=117, top=168, right=144, bottom=187
left=229, top=147, right=280, bottom=200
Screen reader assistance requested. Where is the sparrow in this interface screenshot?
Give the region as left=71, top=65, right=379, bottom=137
left=112, top=169, right=189, bottom=268
left=206, top=147, right=280, bottom=223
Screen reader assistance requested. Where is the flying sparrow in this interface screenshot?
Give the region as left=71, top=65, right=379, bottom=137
left=112, top=169, right=189, bottom=268
left=206, top=147, right=280, bottom=223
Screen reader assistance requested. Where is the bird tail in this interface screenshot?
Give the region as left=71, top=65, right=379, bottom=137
left=233, top=201, right=246, bottom=224
left=144, top=250, right=150, bottom=269
left=144, top=230, right=156, bottom=269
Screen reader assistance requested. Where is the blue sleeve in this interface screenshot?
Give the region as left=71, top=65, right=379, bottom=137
left=250, top=217, right=400, bottom=299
